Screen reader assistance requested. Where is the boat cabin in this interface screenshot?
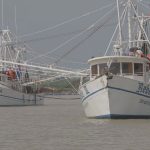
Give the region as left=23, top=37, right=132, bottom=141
left=89, top=56, right=150, bottom=83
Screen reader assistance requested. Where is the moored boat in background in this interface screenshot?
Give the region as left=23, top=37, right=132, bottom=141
left=0, top=29, right=44, bottom=105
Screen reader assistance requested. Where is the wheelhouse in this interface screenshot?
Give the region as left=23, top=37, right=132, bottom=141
left=89, top=56, right=150, bottom=82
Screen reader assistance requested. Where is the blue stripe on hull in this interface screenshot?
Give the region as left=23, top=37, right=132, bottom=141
left=82, top=87, right=107, bottom=102
left=82, top=85, right=150, bottom=103
left=95, top=114, right=150, bottom=119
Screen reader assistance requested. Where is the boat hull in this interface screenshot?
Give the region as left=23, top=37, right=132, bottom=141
left=80, top=75, right=150, bottom=119
left=0, top=84, right=44, bottom=106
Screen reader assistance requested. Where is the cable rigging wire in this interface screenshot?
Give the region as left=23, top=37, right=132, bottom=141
left=54, top=12, right=116, bottom=65
left=26, top=5, right=117, bottom=63
left=0, top=23, right=116, bottom=48
left=18, top=2, right=115, bottom=39
left=137, top=0, right=150, bottom=12
left=104, top=1, right=128, bottom=56
left=24, top=43, right=87, bottom=67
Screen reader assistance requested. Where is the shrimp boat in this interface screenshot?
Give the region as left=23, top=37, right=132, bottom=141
left=0, top=29, right=86, bottom=106
left=0, top=29, right=44, bottom=106
left=79, top=0, right=150, bottom=118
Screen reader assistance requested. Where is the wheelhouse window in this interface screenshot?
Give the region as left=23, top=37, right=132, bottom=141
left=122, top=62, right=133, bottom=75
left=110, top=63, right=120, bottom=75
left=99, top=63, right=120, bottom=75
left=134, top=63, right=143, bottom=76
left=91, top=65, right=98, bottom=77
left=99, top=63, right=107, bottom=75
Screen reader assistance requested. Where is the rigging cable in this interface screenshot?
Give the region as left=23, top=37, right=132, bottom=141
left=136, top=0, right=150, bottom=13
left=18, top=2, right=115, bottom=38
left=26, top=5, right=117, bottom=62
left=54, top=12, right=116, bottom=65
left=104, top=1, right=128, bottom=56
left=64, top=77, right=79, bottom=94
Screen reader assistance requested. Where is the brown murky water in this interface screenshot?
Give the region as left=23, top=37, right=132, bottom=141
left=0, top=95, right=150, bottom=150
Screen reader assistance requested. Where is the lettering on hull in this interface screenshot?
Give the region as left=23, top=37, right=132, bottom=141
left=136, top=83, right=150, bottom=96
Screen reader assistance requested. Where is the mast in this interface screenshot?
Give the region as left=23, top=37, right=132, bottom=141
left=1, top=0, right=3, bottom=28
left=116, top=0, right=122, bottom=55
left=15, top=5, right=18, bottom=38
left=128, top=0, right=132, bottom=49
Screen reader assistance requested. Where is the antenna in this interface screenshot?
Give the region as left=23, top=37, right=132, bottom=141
left=15, top=5, right=18, bottom=36
left=1, top=0, right=4, bottom=28
left=116, top=0, right=122, bottom=46
left=128, top=0, right=132, bottom=49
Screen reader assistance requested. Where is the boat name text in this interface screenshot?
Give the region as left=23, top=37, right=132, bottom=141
left=136, top=83, right=150, bottom=96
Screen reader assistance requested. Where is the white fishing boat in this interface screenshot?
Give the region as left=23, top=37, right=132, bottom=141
left=0, top=27, right=87, bottom=106
left=79, top=0, right=150, bottom=118
left=0, top=29, right=46, bottom=106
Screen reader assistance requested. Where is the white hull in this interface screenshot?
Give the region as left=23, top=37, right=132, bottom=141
left=0, top=84, right=44, bottom=106
left=80, top=75, right=150, bottom=118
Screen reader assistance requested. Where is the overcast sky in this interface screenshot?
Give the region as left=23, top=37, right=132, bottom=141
left=1, top=0, right=149, bottom=69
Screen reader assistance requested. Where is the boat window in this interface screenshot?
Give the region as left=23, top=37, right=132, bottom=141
left=99, top=63, right=120, bottom=75
left=99, top=63, right=107, bottom=75
left=110, top=63, right=120, bottom=75
left=134, top=63, right=143, bottom=76
left=91, top=65, right=98, bottom=76
left=122, top=62, right=133, bottom=75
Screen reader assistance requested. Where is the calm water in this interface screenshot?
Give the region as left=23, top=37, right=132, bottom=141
left=0, top=95, right=150, bottom=150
